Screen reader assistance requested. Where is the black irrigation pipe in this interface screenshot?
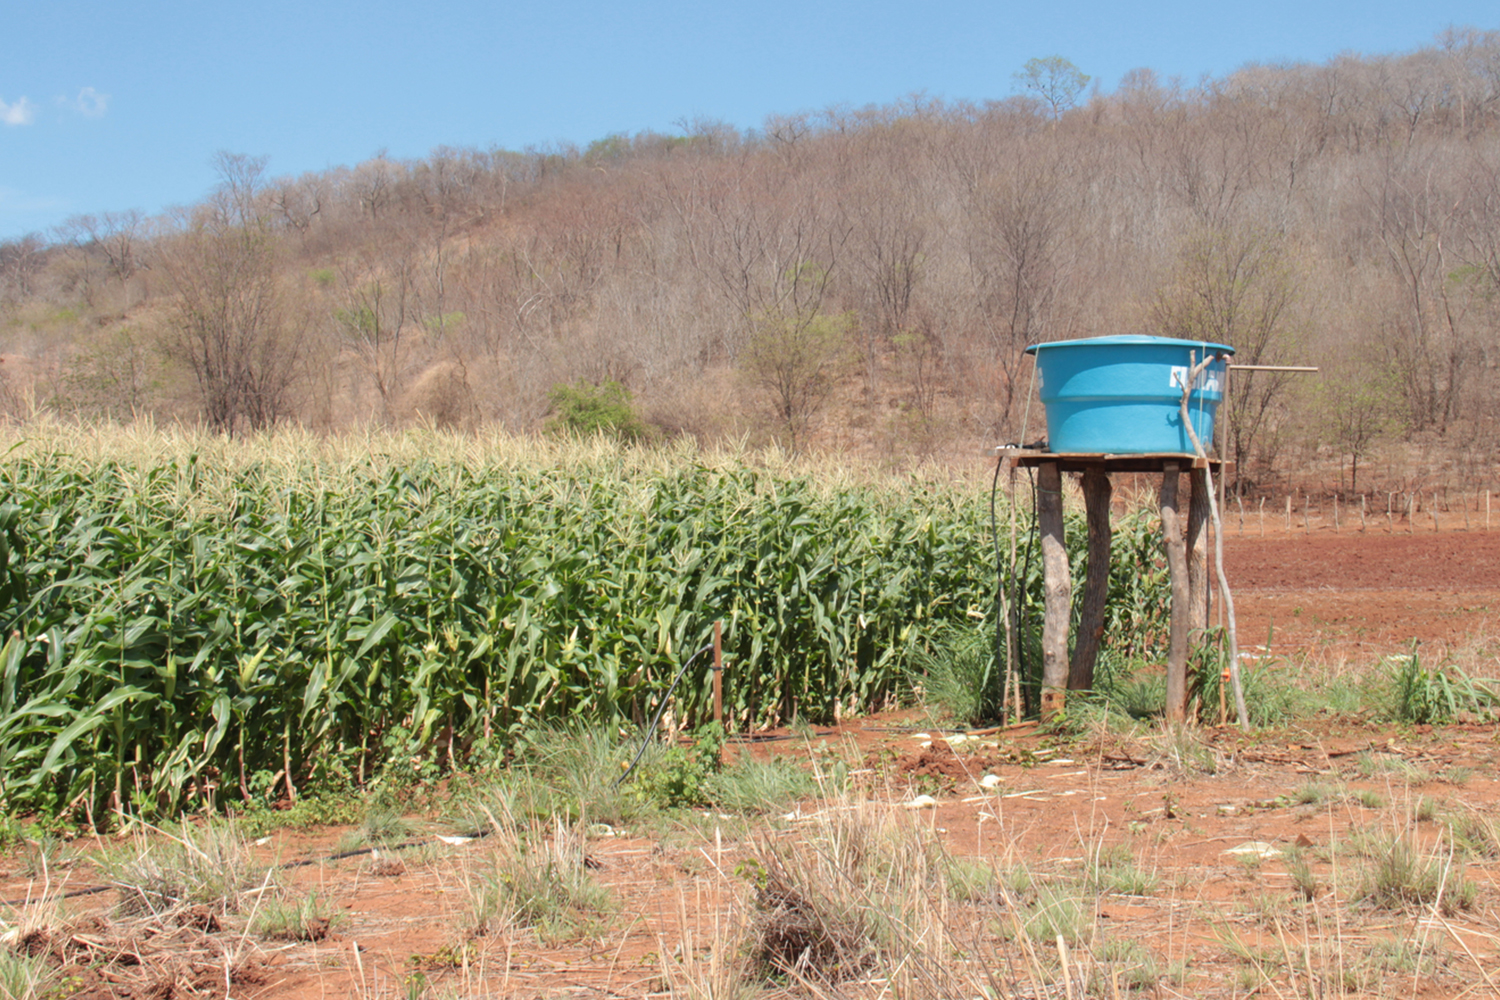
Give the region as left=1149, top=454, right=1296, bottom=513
left=615, top=640, right=716, bottom=788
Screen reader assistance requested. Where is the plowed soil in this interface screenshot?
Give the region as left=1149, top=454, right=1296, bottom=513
left=3, top=526, right=1496, bottom=1000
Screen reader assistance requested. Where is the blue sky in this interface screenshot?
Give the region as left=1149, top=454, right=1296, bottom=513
left=2, top=0, right=1495, bottom=241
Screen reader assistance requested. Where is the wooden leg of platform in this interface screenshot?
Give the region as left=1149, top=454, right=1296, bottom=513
left=1187, top=467, right=1210, bottom=716
left=1070, top=466, right=1111, bottom=692
left=1038, top=461, right=1071, bottom=721
left=1160, top=463, right=1190, bottom=723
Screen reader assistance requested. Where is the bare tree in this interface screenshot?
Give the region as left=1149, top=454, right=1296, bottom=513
left=1151, top=224, right=1303, bottom=489
left=157, top=154, right=304, bottom=433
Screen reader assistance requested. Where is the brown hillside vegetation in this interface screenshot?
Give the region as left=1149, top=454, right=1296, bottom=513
left=3, top=31, right=1500, bottom=491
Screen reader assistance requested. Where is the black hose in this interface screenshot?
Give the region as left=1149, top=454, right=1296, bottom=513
left=614, top=641, right=716, bottom=788
left=989, top=454, right=1005, bottom=718
left=1016, top=467, right=1038, bottom=717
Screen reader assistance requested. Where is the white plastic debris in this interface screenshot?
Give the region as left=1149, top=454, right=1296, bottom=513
left=905, top=794, right=939, bottom=810
left=1224, top=841, right=1283, bottom=860
left=437, top=834, right=476, bottom=845
left=979, top=774, right=1003, bottom=789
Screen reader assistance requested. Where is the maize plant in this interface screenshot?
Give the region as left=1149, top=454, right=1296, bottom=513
left=0, top=438, right=1167, bottom=817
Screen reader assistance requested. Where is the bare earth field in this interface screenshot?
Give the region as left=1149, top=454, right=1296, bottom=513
left=3, top=527, right=1498, bottom=1000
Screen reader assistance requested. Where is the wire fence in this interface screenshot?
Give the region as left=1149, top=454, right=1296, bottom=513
left=1226, top=489, right=1497, bottom=535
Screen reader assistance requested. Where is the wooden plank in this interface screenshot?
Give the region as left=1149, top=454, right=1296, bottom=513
left=1160, top=463, right=1190, bottom=723
left=994, top=448, right=1232, bottom=475
left=1037, top=461, right=1071, bottom=721
left=1069, top=466, right=1112, bottom=692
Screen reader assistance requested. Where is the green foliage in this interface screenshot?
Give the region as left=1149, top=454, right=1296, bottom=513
left=705, top=755, right=815, bottom=815
left=1355, top=832, right=1476, bottom=914
left=0, top=449, right=1023, bottom=817
left=545, top=380, right=652, bottom=442
left=252, top=889, right=339, bottom=940
left=1012, top=56, right=1091, bottom=118
left=308, top=268, right=336, bottom=288
left=1392, top=647, right=1487, bottom=724
left=910, top=626, right=1002, bottom=727
left=740, top=309, right=854, bottom=450
left=630, top=723, right=724, bottom=808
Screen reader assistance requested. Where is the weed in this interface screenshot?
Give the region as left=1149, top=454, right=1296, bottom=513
left=464, top=818, right=615, bottom=943
left=1291, top=780, right=1341, bottom=806
left=1286, top=851, right=1319, bottom=900
left=1094, top=937, right=1161, bottom=991
left=940, top=856, right=995, bottom=902
left=1356, top=832, right=1476, bottom=914
left=1022, top=886, right=1092, bottom=945
left=1446, top=808, right=1500, bottom=859
left=1354, top=788, right=1386, bottom=809
left=704, top=755, right=812, bottom=816
left=1087, top=845, right=1159, bottom=896
left=0, top=950, right=54, bottom=1000
left=252, top=889, right=339, bottom=941
left=910, top=626, right=1003, bottom=727
left=105, top=821, right=268, bottom=919
left=1392, top=647, right=1484, bottom=724
left=630, top=724, right=725, bottom=809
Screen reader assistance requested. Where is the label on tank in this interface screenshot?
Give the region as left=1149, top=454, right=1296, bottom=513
left=1168, top=366, right=1219, bottom=392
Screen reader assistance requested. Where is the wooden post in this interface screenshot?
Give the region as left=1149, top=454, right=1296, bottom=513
left=1070, top=466, right=1112, bottom=692
left=1186, top=468, right=1211, bottom=718
left=1187, top=468, right=1210, bottom=634
left=1259, top=497, right=1265, bottom=536
left=1037, top=461, right=1071, bottom=721
left=1360, top=494, right=1367, bottom=532
left=1284, top=495, right=1291, bottom=531
left=1333, top=494, right=1340, bottom=532
left=1160, top=463, right=1191, bottom=723
left=712, top=620, right=723, bottom=728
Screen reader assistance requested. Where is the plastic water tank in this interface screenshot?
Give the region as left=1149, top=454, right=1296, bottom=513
left=1024, top=336, right=1235, bottom=454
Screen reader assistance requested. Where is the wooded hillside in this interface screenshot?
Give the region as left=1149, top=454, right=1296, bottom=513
left=3, top=30, right=1499, bottom=492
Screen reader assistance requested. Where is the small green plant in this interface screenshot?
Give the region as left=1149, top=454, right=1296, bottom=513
left=106, top=821, right=268, bottom=919
left=1095, top=937, right=1162, bottom=991
left=0, top=950, right=54, bottom=1000
left=910, top=626, right=1002, bottom=727
left=1357, top=833, right=1476, bottom=914
left=1446, top=809, right=1500, bottom=859
left=466, top=819, right=616, bottom=943
left=1088, top=844, right=1159, bottom=896
left=1392, top=647, right=1475, bottom=724
left=545, top=380, right=652, bottom=442
left=941, top=856, right=996, bottom=902
left=1291, top=780, right=1341, bottom=806
left=705, top=756, right=814, bottom=815
left=252, top=889, right=339, bottom=940
left=1286, top=851, right=1318, bottom=900
left=1354, top=789, right=1386, bottom=809
left=630, top=723, right=725, bottom=809
left=1022, top=886, right=1091, bottom=944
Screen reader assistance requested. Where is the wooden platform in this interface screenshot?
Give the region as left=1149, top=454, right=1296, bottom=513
left=993, top=447, right=1231, bottom=475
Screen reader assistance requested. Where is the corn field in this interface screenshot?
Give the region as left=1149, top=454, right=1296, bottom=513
left=0, top=428, right=1168, bottom=818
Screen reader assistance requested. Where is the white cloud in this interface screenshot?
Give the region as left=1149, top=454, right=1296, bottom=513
left=1, top=96, right=37, bottom=126
left=70, top=87, right=109, bottom=118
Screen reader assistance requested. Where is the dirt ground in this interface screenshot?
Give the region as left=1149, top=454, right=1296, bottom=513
left=1224, top=524, right=1500, bottom=660
left=3, top=527, right=1498, bottom=1000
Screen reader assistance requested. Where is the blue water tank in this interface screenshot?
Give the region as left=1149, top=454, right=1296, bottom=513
left=1024, top=336, right=1235, bottom=454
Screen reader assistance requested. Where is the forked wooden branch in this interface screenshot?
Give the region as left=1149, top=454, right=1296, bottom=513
left=1177, top=354, right=1248, bottom=727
